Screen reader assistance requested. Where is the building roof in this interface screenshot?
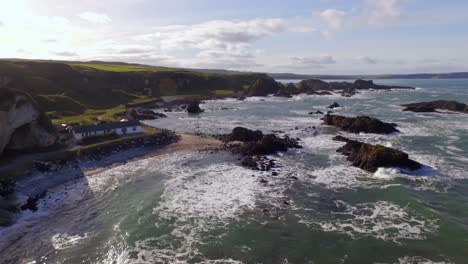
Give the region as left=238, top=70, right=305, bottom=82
left=73, top=120, right=141, bottom=134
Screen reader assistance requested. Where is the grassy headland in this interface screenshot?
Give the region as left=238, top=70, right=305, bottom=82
left=0, top=59, right=264, bottom=125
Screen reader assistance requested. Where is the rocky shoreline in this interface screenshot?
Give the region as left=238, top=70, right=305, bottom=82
left=0, top=130, right=180, bottom=227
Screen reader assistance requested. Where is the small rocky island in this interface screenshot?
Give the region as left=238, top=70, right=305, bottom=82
left=333, top=136, right=422, bottom=173
left=401, top=100, right=468, bottom=114
left=323, top=115, right=399, bottom=134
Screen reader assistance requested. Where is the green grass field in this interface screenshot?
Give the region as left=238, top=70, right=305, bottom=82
left=71, top=63, right=179, bottom=73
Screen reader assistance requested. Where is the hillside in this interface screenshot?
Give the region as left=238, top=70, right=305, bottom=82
left=0, top=60, right=266, bottom=124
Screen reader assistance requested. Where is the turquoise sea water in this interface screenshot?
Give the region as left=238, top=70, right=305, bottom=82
left=0, top=79, right=467, bottom=263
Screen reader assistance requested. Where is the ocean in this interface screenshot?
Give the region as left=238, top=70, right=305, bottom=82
left=0, top=79, right=467, bottom=263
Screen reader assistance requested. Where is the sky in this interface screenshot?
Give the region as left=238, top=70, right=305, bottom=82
left=0, top=0, right=467, bottom=74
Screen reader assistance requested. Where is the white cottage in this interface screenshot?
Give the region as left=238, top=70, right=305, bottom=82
left=72, top=120, right=143, bottom=141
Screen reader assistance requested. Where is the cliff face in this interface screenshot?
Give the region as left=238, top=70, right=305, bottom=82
left=0, top=88, right=57, bottom=155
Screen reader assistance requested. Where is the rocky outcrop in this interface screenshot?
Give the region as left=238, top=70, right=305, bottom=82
left=127, top=108, right=167, bottom=120
left=0, top=88, right=57, bottom=156
left=323, top=114, right=399, bottom=134
left=274, top=83, right=300, bottom=98
left=333, top=136, right=422, bottom=173
left=294, top=79, right=415, bottom=97
left=296, top=79, right=331, bottom=94
left=222, top=127, right=301, bottom=171
left=236, top=134, right=301, bottom=156
left=187, top=100, right=204, bottom=114
left=247, top=77, right=281, bottom=96
left=401, top=100, right=468, bottom=114
left=221, top=127, right=263, bottom=142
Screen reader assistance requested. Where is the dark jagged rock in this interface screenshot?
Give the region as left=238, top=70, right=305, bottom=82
left=327, top=102, right=340, bottom=109
left=295, top=79, right=414, bottom=97
left=401, top=100, right=468, bottom=114
left=333, top=136, right=422, bottom=173
left=353, top=79, right=415, bottom=90
left=187, top=100, right=204, bottom=114
left=222, top=127, right=263, bottom=142
left=20, top=191, right=47, bottom=212
left=274, top=84, right=297, bottom=98
left=222, top=127, right=301, bottom=171
left=323, top=115, right=399, bottom=134
left=296, top=79, right=331, bottom=94
left=341, top=87, right=357, bottom=97
left=309, top=111, right=324, bottom=115
left=241, top=156, right=276, bottom=171
left=353, top=79, right=376, bottom=90
left=247, top=77, right=281, bottom=96
left=313, top=91, right=333, bottom=96
left=237, top=134, right=301, bottom=156
left=127, top=108, right=167, bottom=120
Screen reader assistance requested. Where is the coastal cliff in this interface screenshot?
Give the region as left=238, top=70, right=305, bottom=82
left=0, top=88, right=57, bottom=156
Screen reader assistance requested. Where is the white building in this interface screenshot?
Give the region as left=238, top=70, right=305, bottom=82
left=72, top=120, right=143, bottom=141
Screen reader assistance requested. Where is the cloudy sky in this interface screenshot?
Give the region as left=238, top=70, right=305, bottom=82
left=1, top=0, right=467, bottom=74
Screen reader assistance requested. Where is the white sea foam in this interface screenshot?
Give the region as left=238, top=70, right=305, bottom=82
left=374, top=168, right=400, bottom=179
left=104, top=152, right=264, bottom=264
left=51, top=233, right=88, bottom=250
left=300, top=201, right=438, bottom=242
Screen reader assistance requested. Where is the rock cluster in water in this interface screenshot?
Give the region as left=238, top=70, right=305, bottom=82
left=323, top=114, right=399, bottom=134
left=401, top=100, right=468, bottom=114
left=221, top=127, right=301, bottom=171
left=333, top=136, right=422, bottom=173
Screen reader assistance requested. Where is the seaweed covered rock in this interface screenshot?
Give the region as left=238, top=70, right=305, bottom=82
left=323, top=114, right=399, bottom=134
left=333, top=136, right=422, bottom=173
left=247, top=77, right=281, bottom=96
left=401, top=100, right=468, bottom=114
left=187, top=100, right=204, bottom=114
left=222, top=127, right=263, bottom=142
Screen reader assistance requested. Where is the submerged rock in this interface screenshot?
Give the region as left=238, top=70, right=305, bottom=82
left=187, top=101, right=204, bottom=114
left=401, top=100, right=468, bottom=114
left=333, top=136, right=422, bottom=173
left=327, top=102, right=340, bottom=109
left=323, top=114, right=399, bottom=134
left=309, top=111, right=324, bottom=115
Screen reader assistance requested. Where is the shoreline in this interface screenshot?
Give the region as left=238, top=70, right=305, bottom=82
left=82, top=133, right=223, bottom=176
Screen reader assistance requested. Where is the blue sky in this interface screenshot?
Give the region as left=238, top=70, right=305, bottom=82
left=1, top=0, right=467, bottom=74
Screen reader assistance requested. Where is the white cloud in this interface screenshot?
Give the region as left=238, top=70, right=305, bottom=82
left=359, top=56, right=378, bottom=64
left=367, top=0, right=402, bottom=26
left=291, top=55, right=336, bottom=66
left=131, top=18, right=287, bottom=69
left=78, top=11, right=112, bottom=24
left=139, top=18, right=286, bottom=51
left=54, top=51, right=78, bottom=57
left=320, top=9, right=347, bottom=31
